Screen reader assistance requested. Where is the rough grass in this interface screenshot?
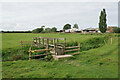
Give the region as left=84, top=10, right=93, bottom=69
left=2, top=33, right=119, bottom=78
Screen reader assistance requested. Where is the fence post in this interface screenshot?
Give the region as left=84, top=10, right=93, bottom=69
left=57, top=39, right=59, bottom=45
left=29, top=47, right=31, bottom=61
left=53, top=38, right=56, bottom=55
left=78, top=43, right=80, bottom=52
left=46, top=39, right=49, bottom=49
left=42, top=38, right=44, bottom=46
left=36, top=37, right=38, bottom=47
left=20, top=40, right=23, bottom=47
left=64, top=38, right=66, bottom=54
left=39, top=38, right=41, bottom=47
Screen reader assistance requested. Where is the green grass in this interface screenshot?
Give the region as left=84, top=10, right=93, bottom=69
left=2, top=33, right=105, bottom=49
left=2, top=33, right=119, bottom=78
left=2, top=33, right=107, bottom=61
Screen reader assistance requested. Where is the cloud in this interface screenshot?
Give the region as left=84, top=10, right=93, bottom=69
left=0, top=2, right=118, bottom=31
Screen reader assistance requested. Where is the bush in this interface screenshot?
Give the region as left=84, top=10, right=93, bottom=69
left=113, top=27, right=120, bottom=33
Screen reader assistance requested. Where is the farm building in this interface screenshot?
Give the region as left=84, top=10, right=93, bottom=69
left=64, top=28, right=80, bottom=33
left=82, top=28, right=99, bottom=33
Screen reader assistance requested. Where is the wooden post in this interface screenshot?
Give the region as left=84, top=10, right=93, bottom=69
left=46, top=39, right=49, bottom=49
left=53, top=38, right=56, bottom=55
left=29, top=47, right=31, bottom=61
left=57, top=39, right=59, bottom=46
left=46, top=39, right=49, bottom=58
left=42, top=38, right=44, bottom=46
left=64, top=38, right=66, bottom=54
left=36, top=37, right=38, bottom=47
left=20, top=40, right=23, bottom=47
left=78, top=43, right=80, bottom=52
left=111, top=37, right=112, bottom=44
left=39, top=38, right=41, bottom=47
left=51, top=40, right=53, bottom=44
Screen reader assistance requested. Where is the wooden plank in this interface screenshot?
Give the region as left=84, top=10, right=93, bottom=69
left=52, top=55, right=72, bottom=60
left=50, top=51, right=56, bottom=54
left=56, top=46, right=63, bottom=48
left=31, top=48, right=52, bottom=52
left=49, top=44, right=54, bottom=46
left=65, top=46, right=79, bottom=49
left=55, top=38, right=65, bottom=40
left=65, top=49, right=80, bottom=52
left=72, top=52, right=81, bottom=55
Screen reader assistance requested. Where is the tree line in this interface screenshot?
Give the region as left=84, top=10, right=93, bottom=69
left=31, top=23, right=79, bottom=33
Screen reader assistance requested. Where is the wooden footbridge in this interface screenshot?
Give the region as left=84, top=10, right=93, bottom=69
left=20, top=37, right=81, bottom=60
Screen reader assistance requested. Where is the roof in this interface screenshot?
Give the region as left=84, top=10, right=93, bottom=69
left=83, top=28, right=98, bottom=31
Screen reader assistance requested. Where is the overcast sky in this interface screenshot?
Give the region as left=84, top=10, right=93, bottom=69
left=0, top=1, right=118, bottom=31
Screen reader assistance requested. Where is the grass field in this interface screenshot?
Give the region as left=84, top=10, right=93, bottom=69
left=2, top=33, right=105, bottom=49
left=2, top=33, right=119, bottom=78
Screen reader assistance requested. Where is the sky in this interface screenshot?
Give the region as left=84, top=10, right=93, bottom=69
left=0, top=1, right=118, bottom=31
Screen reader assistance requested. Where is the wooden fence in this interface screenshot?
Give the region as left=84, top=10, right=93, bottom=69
left=20, top=41, right=34, bottom=47
left=28, top=47, right=52, bottom=61
left=20, top=37, right=81, bottom=60
left=65, top=43, right=81, bottom=55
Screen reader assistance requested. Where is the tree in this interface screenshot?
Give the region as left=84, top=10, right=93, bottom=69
left=32, top=28, right=43, bottom=33
left=99, top=8, right=107, bottom=33
left=51, top=27, right=57, bottom=32
left=73, top=24, right=78, bottom=29
left=113, top=27, right=120, bottom=33
left=63, top=24, right=71, bottom=30
left=45, top=28, right=51, bottom=33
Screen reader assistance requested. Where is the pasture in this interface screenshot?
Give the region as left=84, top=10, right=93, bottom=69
left=2, top=33, right=105, bottom=49
left=2, top=33, right=119, bottom=78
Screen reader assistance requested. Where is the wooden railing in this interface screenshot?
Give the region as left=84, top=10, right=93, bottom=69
left=20, top=41, right=33, bottom=47
left=65, top=43, right=81, bottom=55
left=28, top=47, right=52, bottom=61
